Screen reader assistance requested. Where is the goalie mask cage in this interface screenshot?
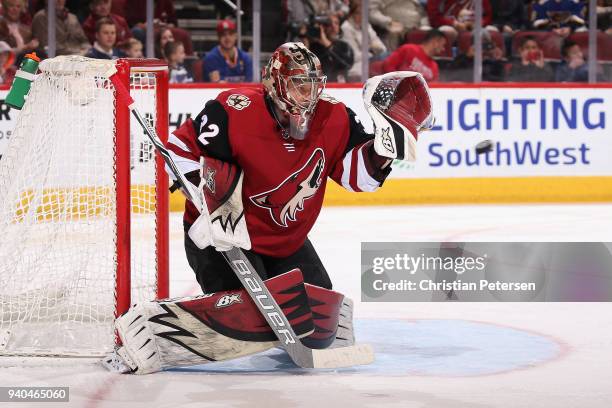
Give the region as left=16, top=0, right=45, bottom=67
left=0, top=57, right=169, bottom=357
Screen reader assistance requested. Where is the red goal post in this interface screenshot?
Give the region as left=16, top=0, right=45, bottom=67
left=114, top=59, right=169, bottom=319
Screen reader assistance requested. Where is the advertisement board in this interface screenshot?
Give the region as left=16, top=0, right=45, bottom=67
left=2, top=84, right=611, bottom=204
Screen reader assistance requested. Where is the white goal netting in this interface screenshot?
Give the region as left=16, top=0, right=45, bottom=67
left=0, top=56, right=165, bottom=357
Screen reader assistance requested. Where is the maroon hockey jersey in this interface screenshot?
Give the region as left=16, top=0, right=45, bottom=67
left=167, top=86, right=390, bottom=257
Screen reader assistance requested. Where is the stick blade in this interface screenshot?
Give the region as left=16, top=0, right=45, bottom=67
left=311, top=343, right=375, bottom=369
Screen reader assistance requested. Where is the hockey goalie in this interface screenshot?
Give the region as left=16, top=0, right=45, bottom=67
left=105, top=42, right=433, bottom=374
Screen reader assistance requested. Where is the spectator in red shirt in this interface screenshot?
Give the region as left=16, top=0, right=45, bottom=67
left=427, top=0, right=493, bottom=40
left=120, top=0, right=177, bottom=28
left=382, top=29, right=446, bottom=82
left=82, top=0, right=131, bottom=45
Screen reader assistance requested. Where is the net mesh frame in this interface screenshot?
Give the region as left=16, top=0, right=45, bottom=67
left=0, top=57, right=169, bottom=357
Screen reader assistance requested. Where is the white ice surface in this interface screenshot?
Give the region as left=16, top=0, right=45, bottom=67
left=1, top=204, right=611, bottom=408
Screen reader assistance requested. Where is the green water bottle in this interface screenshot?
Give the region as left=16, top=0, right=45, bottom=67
left=6, top=52, right=41, bottom=110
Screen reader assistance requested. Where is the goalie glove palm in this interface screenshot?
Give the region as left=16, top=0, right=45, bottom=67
left=363, top=71, right=434, bottom=162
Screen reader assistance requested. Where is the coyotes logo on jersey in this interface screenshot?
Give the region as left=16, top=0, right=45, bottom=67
left=249, top=148, right=325, bottom=228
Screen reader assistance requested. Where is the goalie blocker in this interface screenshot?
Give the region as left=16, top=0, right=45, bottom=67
left=108, top=269, right=355, bottom=374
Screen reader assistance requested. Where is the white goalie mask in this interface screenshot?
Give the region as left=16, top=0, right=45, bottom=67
left=262, top=42, right=327, bottom=140
left=363, top=71, right=434, bottom=161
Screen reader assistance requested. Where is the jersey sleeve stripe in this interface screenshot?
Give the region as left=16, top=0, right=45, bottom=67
left=337, top=142, right=384, bottom=193
left=349, top=145, right=362, bottom=192
left=355, top=143, right=382, bottom=192
left=339, top=149, right=354, bottom=192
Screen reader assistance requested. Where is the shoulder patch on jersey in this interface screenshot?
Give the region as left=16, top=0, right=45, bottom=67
left=319, top=93, right=340, bottom=104
left=226, top=94, right=251, bottom=110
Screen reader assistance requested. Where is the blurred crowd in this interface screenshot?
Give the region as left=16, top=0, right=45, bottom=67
left=0, top=0, right=610, bottom=85
left=284, top=0, right=611, bottom=82
left=0, top=0, right=195, bottom=84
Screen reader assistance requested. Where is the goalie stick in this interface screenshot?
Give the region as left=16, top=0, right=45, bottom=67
left=106, top=66, right=374, bottom=369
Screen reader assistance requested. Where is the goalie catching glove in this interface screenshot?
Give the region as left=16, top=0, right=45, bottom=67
left=363, top=71, right=434, bottom=162
left=188, top=155, right=251, bottom=251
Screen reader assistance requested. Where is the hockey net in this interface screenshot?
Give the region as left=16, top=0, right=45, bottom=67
left=0, top=57, right=169, bottom=357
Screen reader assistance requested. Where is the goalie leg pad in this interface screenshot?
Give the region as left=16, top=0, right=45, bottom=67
left=330, top=297, right=355, bottom=349
left=101, top=347, right=136, bottom=374
left=114, top=303, right=163, bottom=375
left=112, top=269, right=315, bottom=374
left=301, top=284, right=354, bottom=349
